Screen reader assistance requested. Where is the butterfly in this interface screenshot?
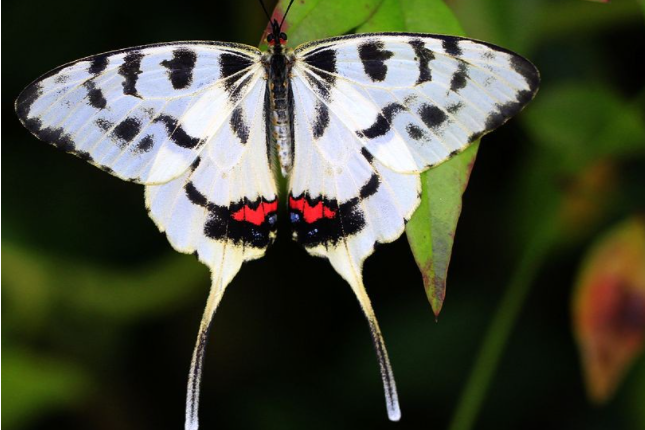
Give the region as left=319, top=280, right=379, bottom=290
left=14, top=0, right=539, bottom=427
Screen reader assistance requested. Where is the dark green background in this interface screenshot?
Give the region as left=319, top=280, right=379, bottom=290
left=3, top=0, right=645, bottom=429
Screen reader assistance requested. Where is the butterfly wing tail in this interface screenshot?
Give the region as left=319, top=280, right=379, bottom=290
left=331, top=250, right=401, bottom=421
left=355, top=279, right=401, bottom=421
left=185, top=272, right=227, bottom=430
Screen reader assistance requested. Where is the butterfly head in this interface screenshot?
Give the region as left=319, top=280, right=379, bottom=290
left=266, top=19, right=288, bottom=47
left=260, top=0, right=293, bottom=47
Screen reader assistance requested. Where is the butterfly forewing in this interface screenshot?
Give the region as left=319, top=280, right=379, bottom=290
left=15, top=42, right=263, bottom=184
left=294, top=33, right=539, bottom=173
left=288, top=32, right=539, bottom=271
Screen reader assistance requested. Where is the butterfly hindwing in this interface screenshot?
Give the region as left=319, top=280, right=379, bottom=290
left=145, top=72, right=277, bottom=263
left=288, top=70, right=421, bottom=421
left=288, top=34, right=538, bottom=420
left=144, top=71, right=277, bottom=430
left=294, top=33, right=539, bottom=173
left=16, top=41, right=263, bottom=184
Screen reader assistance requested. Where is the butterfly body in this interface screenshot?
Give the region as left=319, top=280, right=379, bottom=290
left=265, top=45, right=295, bottom=175
left=16, top=21, right=539, bottom=427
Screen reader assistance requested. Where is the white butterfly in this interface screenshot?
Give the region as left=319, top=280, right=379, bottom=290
left=15, top=2, right=539, bottom=427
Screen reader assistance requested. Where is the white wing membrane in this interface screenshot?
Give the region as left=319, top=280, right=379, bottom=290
left=295, top=33, right=539, bottom=173
left=16, top=42, right=263, bottom=184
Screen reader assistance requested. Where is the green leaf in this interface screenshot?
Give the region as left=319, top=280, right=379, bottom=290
left=359, top=0, right=464, bottom=34
left=271, top=0, right=381, bottom=46
left=406, top=145, right=479, bottom=317
left=279, top=0, right=476, bottom=317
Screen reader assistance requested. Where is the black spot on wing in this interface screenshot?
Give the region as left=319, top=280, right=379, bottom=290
left=357, top=103, right=405, bottom=139
left=119, top=51, right=144, bottom=97
left=312, top=101, right=330, bottom=139
left=470, top=89, right=536, bottom=141
left=305, top=72, right=332, bottom=100
left=409, top=39, right=434, bottom=85
left=54, top=74, right=70, bottom=84
left=442, top=39, right=462, bottom=57
left=304, top=48, right=337, bottom=75
left=154, top=114, right=202, bottom=149
left=230, top=74, right=252, bottom=103
left=484, top=90, right=533, bottom=130
left=185, top=181, right=210, bottom=208
left=15, top=82, right=43, bottom=119
left=450, top=62, right=469, bottom=93
left=360, top=147, right=374, bottom=164
left=359, top=173, right=380, bottom=199
left=358, top=40, right=394, bottom=82
left=230, top=107, right=249, bottom=144
left=75, top=150, right=93, bottom=161
left=447, top=102, right=464, bottom=114
left=95, top=118, right=114, bottom=131
left=22, top=117, right=93, bottom=161
left=418, top=104, right=448, bottom=130
left=510, top=55, right=540, bottom=92
left=89, top=54, right=110, bottom=75
left=112, top=117, right=142, bottom=145
left=161, top=48, right=197, bottom=90
left=515, top=89, right=536, bottom=106
left=304, top=48, right=337, bottom=100
left=135, top=135, right=155, bottom=153
left=84, top=80, right=107, bottom=109
left=219, top=53, right=254, bottom=92
left=406, top=123, right=427, bottom=141
left=190, top=156, right=202, bottom=172
left=468, top=132, right=482, bottom=143
left=24, top=118, right=74, bottom=151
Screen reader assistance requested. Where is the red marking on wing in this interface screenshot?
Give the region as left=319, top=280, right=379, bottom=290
left=231, top=200, right=278, bottom=226
left=289, top=196, right=337, bottom=223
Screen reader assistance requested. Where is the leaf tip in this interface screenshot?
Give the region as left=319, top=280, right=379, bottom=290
left=422, top=270, right=446, bottom=318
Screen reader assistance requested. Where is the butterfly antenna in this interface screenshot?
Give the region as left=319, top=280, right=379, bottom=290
left=280, top=0, right=296, bottom=29
left=258, top=0, right=272, bottom=22
left=351, top=277, right=401, bottom=421
left=185, top=276, right=228, bottom=430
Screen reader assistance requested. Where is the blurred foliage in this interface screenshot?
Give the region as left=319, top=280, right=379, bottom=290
left=2, top=1, right=645, bottom=430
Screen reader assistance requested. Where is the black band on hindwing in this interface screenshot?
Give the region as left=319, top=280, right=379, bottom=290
left=184, top=182, right=277, bottom=249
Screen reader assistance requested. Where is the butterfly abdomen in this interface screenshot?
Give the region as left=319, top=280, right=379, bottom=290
left=266, top=49, right=294, bottom=176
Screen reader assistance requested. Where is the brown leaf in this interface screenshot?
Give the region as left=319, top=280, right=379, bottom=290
left=572, top=217, right=645, bottom=403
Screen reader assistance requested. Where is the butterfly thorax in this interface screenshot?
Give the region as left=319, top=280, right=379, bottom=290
left=265, top=45, right=295, bottom=177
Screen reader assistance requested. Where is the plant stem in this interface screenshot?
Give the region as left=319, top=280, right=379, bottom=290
left=447, top=216, right=557, bottom=430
